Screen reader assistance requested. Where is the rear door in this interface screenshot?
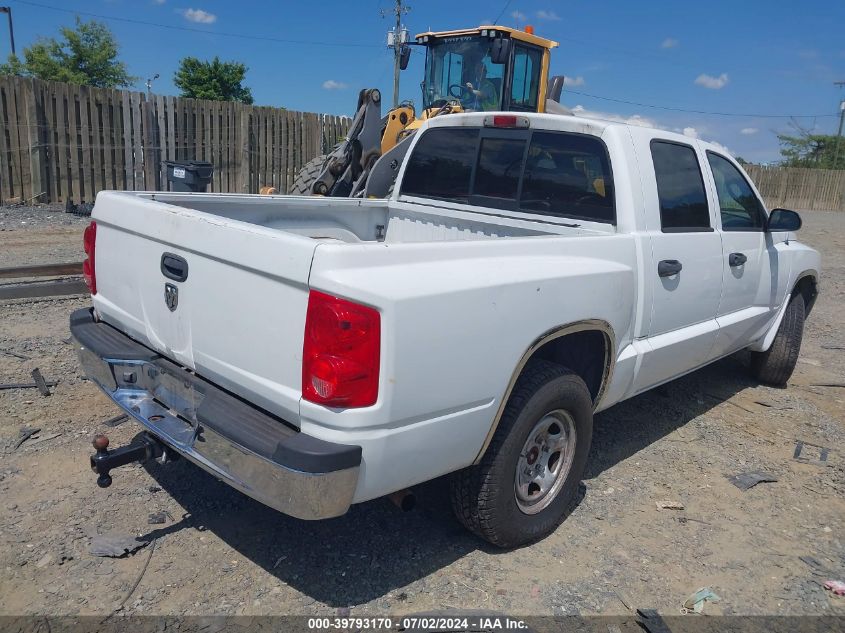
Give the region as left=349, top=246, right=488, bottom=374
left=630, top=131, right=723, bottom=391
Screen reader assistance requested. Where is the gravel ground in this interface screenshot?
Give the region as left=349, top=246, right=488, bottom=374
left=0, top=204, right=843, bottom=619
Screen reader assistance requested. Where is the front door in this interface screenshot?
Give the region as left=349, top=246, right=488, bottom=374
left=704, top=152, right=772, bottom=358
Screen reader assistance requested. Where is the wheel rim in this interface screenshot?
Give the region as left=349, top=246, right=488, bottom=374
left=514, top=409, right=577, bottom=515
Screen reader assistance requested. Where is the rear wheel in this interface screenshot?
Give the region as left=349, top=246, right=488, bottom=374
left=288, top=153, right=328, bottom=195
left=450, top=360, right=593, bottom=548
left=750, top=293, right=805, bottom=386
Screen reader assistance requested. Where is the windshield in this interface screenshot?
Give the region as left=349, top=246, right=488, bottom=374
left=423, top=37, right=504, bottom=111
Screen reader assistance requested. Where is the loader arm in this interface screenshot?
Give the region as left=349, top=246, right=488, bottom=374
left=310, top=88, right=384, bottom=197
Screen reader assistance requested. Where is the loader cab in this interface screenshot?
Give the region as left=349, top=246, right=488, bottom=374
left=415, top=26, right=558, bottom=114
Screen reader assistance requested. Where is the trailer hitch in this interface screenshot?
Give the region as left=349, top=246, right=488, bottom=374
left=90, top=433, right=166, bottom=488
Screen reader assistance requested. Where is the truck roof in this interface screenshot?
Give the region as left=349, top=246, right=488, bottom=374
left=423, top=112, right=735, bottom=158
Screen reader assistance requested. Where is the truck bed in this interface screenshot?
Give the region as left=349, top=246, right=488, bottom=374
left=134, top=191, right=599, bottom=243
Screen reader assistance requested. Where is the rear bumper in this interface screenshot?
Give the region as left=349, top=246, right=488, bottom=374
left=69, top=308, right=361, bottom=520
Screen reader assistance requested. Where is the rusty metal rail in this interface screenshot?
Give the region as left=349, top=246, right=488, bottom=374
left=0, top=262, right=83, bottom=279
left=0, top=279, right=88, bottom=300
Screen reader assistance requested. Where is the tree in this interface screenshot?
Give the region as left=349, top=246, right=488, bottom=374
left=174, top=57, right=254, bottom=104
left=0, top=18, right=135, bottom=87
left=778, top=133, right=843, bottom=170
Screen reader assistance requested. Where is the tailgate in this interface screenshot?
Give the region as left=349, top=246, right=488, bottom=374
left=89, top=191, right=317, bottom=425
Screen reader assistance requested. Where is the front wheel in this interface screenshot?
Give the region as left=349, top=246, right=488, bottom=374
left=750, top=293, right=805, bottom=386
left=450, top=360, right=593, bottom=548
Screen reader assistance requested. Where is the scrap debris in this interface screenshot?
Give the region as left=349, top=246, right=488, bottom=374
left=727, top=471, right=778, bottom=491
left=11, top=426, right=41, bottom=451
left=103, top=413, right=129, bottom=428
left=90, top=533, right=150, bottom=558
left=31, top=368, right=51, bottom=396
left=824, top=580, right=845, bottom=596
left=681, top=587, right=721, bottom=614
left=656, top=500, right=685, bottom=510
left=0, top=347, right=30, bottom=360
left=794, top=441, right=831, bottom=467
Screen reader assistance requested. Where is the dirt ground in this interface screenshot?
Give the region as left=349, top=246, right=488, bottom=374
left=0, top=206, right=843, bottom=619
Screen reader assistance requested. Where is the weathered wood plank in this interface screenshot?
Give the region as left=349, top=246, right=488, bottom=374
left=7, top=77, right=29, bottom=200
left=130, top=91, right=144, bottom=189
left=0, top=81, right=13, bottom=202
left=142, top=96, right=157, bottom=189
left=156, top=92, right=166, bottom=187
left=120, top=89, right=132, bottom=190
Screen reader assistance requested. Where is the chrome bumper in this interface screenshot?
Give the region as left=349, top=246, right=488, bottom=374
left=70, top=308, right=361, bottom=520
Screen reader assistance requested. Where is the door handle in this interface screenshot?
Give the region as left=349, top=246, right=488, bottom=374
left=729, top=252, right=747, bottom=267
left=658, top=259, right=683, bottom=277
left=161, top=253, right=189, bottom=282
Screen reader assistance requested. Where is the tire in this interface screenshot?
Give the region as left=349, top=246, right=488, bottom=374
left=750, top=293, right=805, bottom=386
left=450, top=360, right=593, bottom=548
left=288, top=153, right=328, bottom=195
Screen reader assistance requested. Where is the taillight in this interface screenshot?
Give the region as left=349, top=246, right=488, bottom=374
left=302, top=291, right=380, bottom=408
left=82, top=221, right=97, bottom=295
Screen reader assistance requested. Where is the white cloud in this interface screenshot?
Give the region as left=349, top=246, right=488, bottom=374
left=709, top=140, right=732, bottom=154
left=322, top=80, right=348, bottom=90
left=571, top=105, right=658, bottom=128
left=563, top=76, right=585, bottom=87
left=661, top=38, right=679, bottom=49
left=572, top=107, right=731, bottom=152
left=536, top=10, right=561, bottom=20
left=694, top=73, right=729, bottom=89
left=182, top=8, right=216, bottom=23
left=740, top=127, right=758, bottom=135
left=511, top=10, right=527, bottom=21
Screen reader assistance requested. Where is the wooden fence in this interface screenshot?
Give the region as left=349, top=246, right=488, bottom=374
left=0, top=76, right=350, bottom=205
left=744, top=164, right=845, bottom=212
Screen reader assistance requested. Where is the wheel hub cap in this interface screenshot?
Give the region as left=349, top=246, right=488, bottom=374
left=514, top=410, right=577, bottom=515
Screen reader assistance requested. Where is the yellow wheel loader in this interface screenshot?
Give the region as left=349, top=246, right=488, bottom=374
left=288, top=25, right=567, bottom=198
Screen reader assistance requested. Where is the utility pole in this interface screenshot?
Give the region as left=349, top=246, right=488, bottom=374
left=383, top=0, right=410, bottom=108
left=834, top=81, right=845, bottom=170
left=0, top=7, right=14, bottom=56
left=146, top=74, right=159, bottom=100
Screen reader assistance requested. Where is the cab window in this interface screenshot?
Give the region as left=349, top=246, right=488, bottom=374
left=510, top=45, right=542, bottom=111
left=400, top=127, right=615, bottom=225
left=520, top=132, right=615, bottom=223
left=650, top=140, right=711, bottom=232
left=400, top=128, right=478, bottom=201
left=706, top=152, right=765, bottom=231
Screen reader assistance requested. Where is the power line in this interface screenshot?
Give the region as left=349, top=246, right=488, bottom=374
left=492, top=0, right=514, bottom=25
left=564, top=89, right=840, bottom=119
left=11, top=0, right=381, bottom=48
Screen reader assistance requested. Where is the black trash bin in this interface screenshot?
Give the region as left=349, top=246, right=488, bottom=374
left=163, top=160, right=213, bottom=192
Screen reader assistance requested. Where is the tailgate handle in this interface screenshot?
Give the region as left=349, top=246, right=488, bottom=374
left=161, top=253, right=189, bottom=282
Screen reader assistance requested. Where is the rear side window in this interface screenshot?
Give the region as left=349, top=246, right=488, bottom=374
left=401, top=127, right=615, bottom=224
left=400, top=128, right=478, bottom=201
left=706, top=152, right=765, bottom=231
left=521, top=132, right=614, bottom=223
left=650, top=140, right=711, bottom=232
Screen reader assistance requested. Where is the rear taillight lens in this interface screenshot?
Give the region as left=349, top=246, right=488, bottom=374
left=82, top=221, right=97, bottom=295
left=302, top=291, right=380, bottom=408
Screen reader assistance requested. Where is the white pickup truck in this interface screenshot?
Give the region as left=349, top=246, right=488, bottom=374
left=72, top=111, right=820, bottom=547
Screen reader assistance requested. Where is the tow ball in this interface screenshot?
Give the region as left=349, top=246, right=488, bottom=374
left=90, top=433, right=167, bottom=488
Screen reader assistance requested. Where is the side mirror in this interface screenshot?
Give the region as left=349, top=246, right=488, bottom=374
left=767, top=208, right=802, bottom=232
left=490, top=37, right=511, bottom=64
left=399, top=46, right=411, bottom=71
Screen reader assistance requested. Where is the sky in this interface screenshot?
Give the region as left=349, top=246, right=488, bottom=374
left=2, top=0, right=844, bottom=163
